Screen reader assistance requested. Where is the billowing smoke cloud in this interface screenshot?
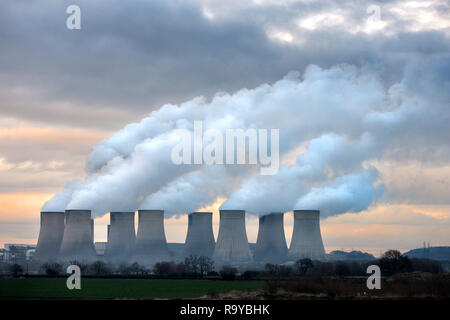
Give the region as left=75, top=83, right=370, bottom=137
left=42, top=56, right=449, bottom=218
left=220, top=133, right=382, bottom=215
left=294, top=168, right=384, bottom=217
left=42, top=181, right=83, bottom=212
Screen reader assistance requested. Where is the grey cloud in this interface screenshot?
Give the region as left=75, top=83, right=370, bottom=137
left=0, top=0, right=449, bottom=130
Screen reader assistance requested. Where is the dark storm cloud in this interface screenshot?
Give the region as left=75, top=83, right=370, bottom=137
left=0, top=0, right=448, bottom=130
left=0, top=0, right=288, bottom=128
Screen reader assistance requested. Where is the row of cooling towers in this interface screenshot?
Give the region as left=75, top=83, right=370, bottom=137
left=33, top=209, right=326, bottom=266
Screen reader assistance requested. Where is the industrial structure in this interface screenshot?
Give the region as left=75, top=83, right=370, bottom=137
left=254, top=212, right=288, bottom=263
left=132, top=210, right=171, bottom=265
left=288, top=210, right=326, bottom=261
left=31, top=207, right=327, bottom=265
left=59, top=210, right=97, bottom=261
left=33, top=211, right=65, bottom=261
left=105, top=212, right=136, bottom=261
left=184, top=212, right=215, bottom=258
left=2, top=243, right=36, bottom=263
left=213, top=210, right=253, bottom=265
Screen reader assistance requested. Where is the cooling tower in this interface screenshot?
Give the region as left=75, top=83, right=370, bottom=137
left=254, top=213, right=288, bottom=264
left=288, top=210, right=326, bottom=261
left=132, top=210, right=171, bottom=266
left=213, top=210, right=253, bottom=265
left=59, top=210, right=97, bottom=262
left=184, top=212, right=215, bottom=258
left=105, top=212, right=136, bottom=262
left=33, top=211, right=65, bottom=262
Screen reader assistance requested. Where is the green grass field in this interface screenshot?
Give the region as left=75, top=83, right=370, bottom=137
left=0, top=278, right=264, bottom=299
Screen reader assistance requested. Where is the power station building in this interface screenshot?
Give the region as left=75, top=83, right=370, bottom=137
left=288, top=210, right=326, bottom=261
left=213, top=210, right=253, bottom=265
left=132, top=210, right=171, bottom=266
left=105, top=212, right=136, bottom=262
left=254, top=212, right=288, bottom=264
left=184, top=212, right=215, bottom=258
left=59, top=210, right=97, bottom=262
left=34, top=211, right=65, bottom=261
left=33, top=207, right=327, bottom=266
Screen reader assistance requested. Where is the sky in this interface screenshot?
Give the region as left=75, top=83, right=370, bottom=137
left=0, top=0, right=449, bottom=256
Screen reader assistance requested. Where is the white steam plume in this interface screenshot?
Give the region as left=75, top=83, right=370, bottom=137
left=42, top=57, right=448, bottom=218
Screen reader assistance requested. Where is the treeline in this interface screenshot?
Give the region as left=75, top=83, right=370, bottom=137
left=258, top=250, right=444, bottom=279
left=2, top=250, right=445, bottom=279
left=30, top=255, right=216, bottom=277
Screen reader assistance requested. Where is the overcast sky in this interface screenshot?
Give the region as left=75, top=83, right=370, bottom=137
left=0, top=0, right=449, bottom=255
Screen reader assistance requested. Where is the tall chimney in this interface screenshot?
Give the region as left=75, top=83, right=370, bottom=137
left=132, top=210, right=171, bottom=266
left=59, top=210, right=97, bottom=262
left=254, top=213, right=288, bottom=264
left=105, top=212, right=136, bottom=262
left=213, top=210, right=253, bottom=265
left=288, top=210, right=326, bottom=261
left=33, top=211, right=65, bottom=262
left=184, top=212, right=215, bottom=258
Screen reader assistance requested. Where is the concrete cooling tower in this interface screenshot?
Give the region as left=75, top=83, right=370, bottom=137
left=288, top=210, right=326, bottom=261
left=213, top=210, right=253, bottom=265
left=33, top=211, right=65, bottom=262
left=254, top=213, right=288, bottom=264
left=132, top=210, right=171, bottom=266
left=184, top=212, right=215, bottom=258
left=59, top=210, right=97, bottom=262
left=105, top=212, right=136, bottom=262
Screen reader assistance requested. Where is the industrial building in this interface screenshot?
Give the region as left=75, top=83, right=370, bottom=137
left=254, top=213, right=288, bottom=264
left=184, top=212, right=215, bottom=258
left=2, top=243, right=36, bottom=263
left=288, top=210, right=326, bottom=261
left=105, top=211, right=136, bottom=262
left=31, top=207, right=327, bottom=266
left=59, top=210, right=97, bottom=262
left=213, top=210, right=253, bottom=265
left=34, top=211, right=65, bottom=261
left=132, top=210, right=171, bottom=266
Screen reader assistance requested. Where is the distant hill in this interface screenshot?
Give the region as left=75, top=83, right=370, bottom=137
left=327, top=250, right=376, bottom=261
left=403, top=246, right=450, bottom=261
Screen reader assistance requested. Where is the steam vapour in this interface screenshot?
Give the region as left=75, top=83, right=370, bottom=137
left=42, top=57, right=449, bottom=218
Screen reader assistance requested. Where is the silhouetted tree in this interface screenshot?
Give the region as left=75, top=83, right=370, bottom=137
left=89, top=260, right=110, bottom=275
left=129, top=262, right=147, bottom=275
left=68, top=260, right=88, bottom=273
left=154, top=261, right=185, bottom=275
left=183, top=255, right=214, bottom=276
left=379, top=249, right=412, bottom=275
left=382, top=250, right=402, bottom=260
left=220, top=265, right=237, bottom=280
left=41, top=262, right=62, bottom=276
left=264, top=263, right=292, bottom=278
left=295, top=258, right=313, bottom=275
left=198, top=256, right=214, bottom=275
left=184, top=255, right=199, bottom=274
